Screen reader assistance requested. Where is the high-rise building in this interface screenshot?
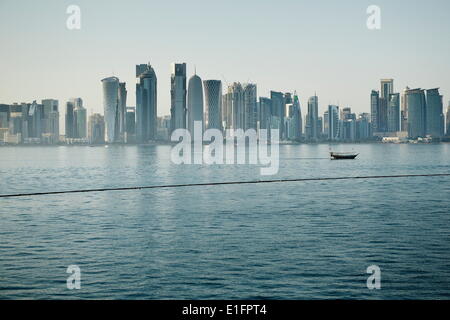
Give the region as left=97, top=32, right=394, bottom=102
left=118, top=82, right=127, bottom=141
left=65, top=101, right=75, bottom=139
left=425, top=88, right=444, bottom=138
left=380, top=79, right=394, bottom=100
left=306, top=95, right=319, bottom=141
left=88, top=113, right=105, bottom=144
left=41, top=99, right=59, bottom=144
left=327, top=105, right=339, bottom=141
left=74, top=105, right=87, bottom=139
left=101, top=76, right=120, bottom=143
left=356, top=113, right=371, bottom=140
left=387, top=93, right=400, bottom=132
left=136, top=63, right=157, bottom=143
left=28, top=101, right=43, bottom=140
left=288, top=92, right=302, bottom=140
left=407, top=88, right=426, bottom=138
left=258, top=97, right=272, bottom=131
left=270, top=91, right=285, bottom=138
left=342, top=119, right=356, bottom=141
left=446, top=102, right=450, bottom=136
left=401, top=86, right=410, bottom=132
left=370, top=90, right=380, bottom=134
left=223, top=83, right=244, bottom=132
left=379, top=79, right=393, bottom=132
left=170, top=63, right=187, bottom=132
left=243, top=83, right=257, bottom=131
left=187, top=73, right=204, bottom=134
left=203, top=80, right=222, bottom=131
left=126, top=106, right=136, bottom=142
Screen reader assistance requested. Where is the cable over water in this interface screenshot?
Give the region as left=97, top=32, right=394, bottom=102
left=1, top=173, right=449, bottom=199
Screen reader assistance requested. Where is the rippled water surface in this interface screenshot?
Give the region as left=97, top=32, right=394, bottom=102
left=1, top=144, right=450, bottom=299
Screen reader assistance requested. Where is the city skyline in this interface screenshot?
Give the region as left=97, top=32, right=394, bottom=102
left=1, top=0, right=450, bottom=123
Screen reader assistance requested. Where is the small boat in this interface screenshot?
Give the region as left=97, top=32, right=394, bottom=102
left=330, top=152, right=358, bottom=160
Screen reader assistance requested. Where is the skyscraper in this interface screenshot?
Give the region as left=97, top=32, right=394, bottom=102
left=41, top=99, right=59, bottom=144
left=356, top=113, right=371, bottom=140
left=370, top=90, right=380, bottom=135
left=258, top=97, right=272, bottom=131
left=203, top=80, right=222, bottom=131
left=65, top=101, right=75, bottom=139
left=126, top=106, right=136, bottom=142
left=327, top=105, right=339, bottom=141
left=270, top=91, right=285, bottom=138
left=136, top=63, right=157, bottom=143
left=101, top=76, right=120, bottom=143
left=74, top=104, right=87, bottom=139
left=446, top=102, right=450, bottom=136
left=380, top=79, right=393, bottom=132
left=387, top=93, right=400, bottom=132
left=425, top=88, right=444, bottom=138
left=170, top=63, right=187, bottom=132
left=380, top=79, right=394, bottom=100
left=306, top=95, right=319, bottom=141
left=401, top=86, right=410, bottom=132
left=407, top=88, right=426, bottom=138
left=187, top=73, right=204, bottom=134
left=88, top=113, right=105, bottom=144
left=223, top=83, right=244, bottom=132
left=290, top=92, right=302, bottom=140
left=118, top=82, right=127, bottom=142
left=243, top=83, right=257, bottom=131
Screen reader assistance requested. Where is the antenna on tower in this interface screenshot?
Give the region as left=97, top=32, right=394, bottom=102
left=221, top=74, right=229, bottom=87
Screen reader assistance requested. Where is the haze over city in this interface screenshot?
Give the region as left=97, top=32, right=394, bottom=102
left=1, top=0, right=450, bottom=125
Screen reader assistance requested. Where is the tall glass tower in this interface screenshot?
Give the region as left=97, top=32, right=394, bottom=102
left=187, top=73, right=204, bottom=134
left=136, top=63, right=157, bottom=143
left=387, top=93, right=400, bottom=132
left=425, top=88, right=444, bottom=138
left=170, top=63, right=187, bottom=132
left=306, top=95, right=319, bottom=141
left=203, top=80, right=222, bottom=131
left=101, top=76, right=120, bottom=143
left=407, top=88, right=426, bottom=138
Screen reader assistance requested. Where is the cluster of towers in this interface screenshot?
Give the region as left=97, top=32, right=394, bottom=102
left=2, top=70, right=449, bottom=145
left=371, top=79, right=445, bottom=139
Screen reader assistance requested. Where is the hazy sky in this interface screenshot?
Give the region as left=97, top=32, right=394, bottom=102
left=1, top=0, right=450, bottom=124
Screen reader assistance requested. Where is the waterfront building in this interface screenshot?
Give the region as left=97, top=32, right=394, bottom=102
left=387, top=93, right=400, bottom=132
left=356, top=113, right=371, bottom=140
left=118, top=82, right=127, bottom=142
left=401, top=86, right=410, bottom=132
left=243, top=83, right=257, bottom=131
left=88, top=113, right=105, bottom=144
left=407, top=88, right=427, bottom=138
left=327, top=105, right=339, bottom=141
left=203, top=80, right=222, bottom=131
left=270, top=91, right=285, bottom=139
left=170, top=63, right=187, bottom=132
left=425, top=88, right=444, bottom=138
left=446, top=103, right=450, bottom=136
left=101, top=76, right=120, bottom=143
left=136, top=63, right=157, bottom=143
left=305, top=95, right=319, bottom=141
left=258, top=97, right=272, bottom=131
left=187, top=73, right=204, bottom=134
left=65, top=101, right=75, bottom=139
left=223, top=83, right=244, bottom=133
